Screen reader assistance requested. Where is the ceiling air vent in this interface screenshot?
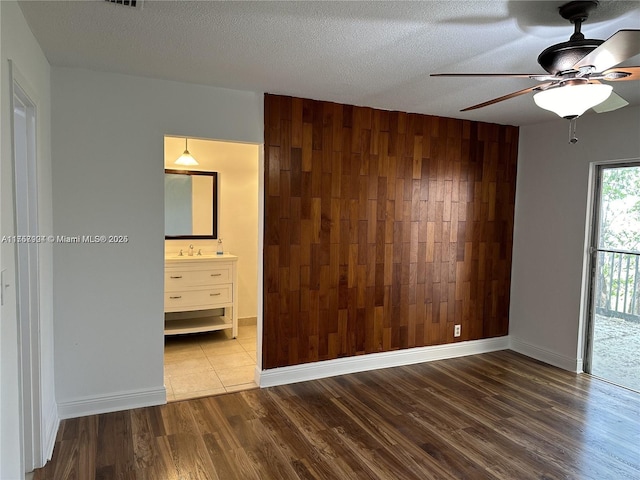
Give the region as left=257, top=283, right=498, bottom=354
left=104, top=0, right=144, bottom=9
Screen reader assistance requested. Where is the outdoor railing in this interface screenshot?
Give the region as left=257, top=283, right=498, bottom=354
left=595, top=249, right=640, bottom=322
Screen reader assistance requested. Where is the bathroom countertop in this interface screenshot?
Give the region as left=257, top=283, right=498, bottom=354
left=165, top=253, right=238, bottom=263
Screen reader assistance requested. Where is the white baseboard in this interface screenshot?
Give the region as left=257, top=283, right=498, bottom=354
left=258, top=336, right=510, bottom=388
left=42, top=398, right=60, bottom=463
left=57, top=386, right=167, bottom=420
left=509, top=336, right=581, bottom=372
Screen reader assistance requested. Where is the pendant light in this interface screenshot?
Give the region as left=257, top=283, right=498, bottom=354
left=174, top=137, right=198, bottom=166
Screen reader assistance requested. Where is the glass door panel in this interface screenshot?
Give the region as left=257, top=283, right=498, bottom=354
left=586, top=164, right=640, bottom=392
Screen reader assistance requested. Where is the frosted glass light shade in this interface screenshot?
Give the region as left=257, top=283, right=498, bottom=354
left=175, top=138, right=199, bottom=166
left=533, top=83, right=613, bottom=119
left=174, top=150, right=198, bottom=166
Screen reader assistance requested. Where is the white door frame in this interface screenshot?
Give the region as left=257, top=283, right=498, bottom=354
left=9, top=60, right=43, bottom=473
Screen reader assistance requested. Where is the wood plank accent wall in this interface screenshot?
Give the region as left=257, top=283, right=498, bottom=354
left=263, top=94, right=518, bottom=369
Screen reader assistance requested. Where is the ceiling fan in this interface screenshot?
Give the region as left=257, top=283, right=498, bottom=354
left=431, top=1, right=640, bottom=143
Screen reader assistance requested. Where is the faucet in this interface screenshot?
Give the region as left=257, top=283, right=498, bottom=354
left=188, top=244, right=194, bottom=256
left=178, top=249, right=183, bottom=256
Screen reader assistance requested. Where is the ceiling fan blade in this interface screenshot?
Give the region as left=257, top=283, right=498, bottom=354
left=431, top=73, right=554, bottom=81
left=592, top=92, right=629, bottom=113
left=460, top=83, right=554, bottom=112
left=602, top=66, right=640, bottom=82
left=573, top=29, right=640, bottom=72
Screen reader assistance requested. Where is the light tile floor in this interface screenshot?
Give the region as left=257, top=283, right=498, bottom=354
left=164, top=323, right=257, bottom=402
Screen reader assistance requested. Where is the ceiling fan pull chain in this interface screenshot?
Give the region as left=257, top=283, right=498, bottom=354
left=569, top=117, right=578, bottom=144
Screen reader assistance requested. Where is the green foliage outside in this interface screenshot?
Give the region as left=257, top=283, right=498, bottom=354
left=597, top=166, right=640, bottom=318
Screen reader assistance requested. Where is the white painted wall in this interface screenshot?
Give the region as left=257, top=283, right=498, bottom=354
left=164, top=137, right=259, bottom=319
left=51, top=67, right=263, bottom=417
left=510, top=106, right=640, bottom=371
left=1, top=1, right=56, bottom=477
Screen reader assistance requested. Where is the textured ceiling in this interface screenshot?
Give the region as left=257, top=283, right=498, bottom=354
left=18, top=0, right=640, bottom=126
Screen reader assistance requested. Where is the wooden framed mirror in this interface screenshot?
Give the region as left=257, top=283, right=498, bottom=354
left=164, top=169, right=218, bottom=239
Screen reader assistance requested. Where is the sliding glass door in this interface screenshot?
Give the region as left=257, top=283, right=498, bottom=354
left=585, top=163, right=640, bottom=392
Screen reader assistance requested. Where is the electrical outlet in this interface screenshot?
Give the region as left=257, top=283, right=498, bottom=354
left=454, top=324, right=461, bottom=337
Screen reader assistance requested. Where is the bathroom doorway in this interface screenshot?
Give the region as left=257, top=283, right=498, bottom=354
left=162, top=136, right=261, bottom=401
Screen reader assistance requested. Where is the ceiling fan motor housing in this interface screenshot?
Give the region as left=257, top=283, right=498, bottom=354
left=538, top=1, right=603, bottom=75
left=537, top=39, right=604, bottom=74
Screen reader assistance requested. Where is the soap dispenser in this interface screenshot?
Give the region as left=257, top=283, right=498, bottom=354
left=216, top=238, right=223, bottom=255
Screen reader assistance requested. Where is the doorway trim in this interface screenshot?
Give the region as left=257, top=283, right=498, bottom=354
left=9, top=59, right=44, bottom=472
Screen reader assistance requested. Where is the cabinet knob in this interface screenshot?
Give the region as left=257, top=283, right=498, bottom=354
left=169, top=296, right=182, bottom=299
left=210, top=293, right=221, bottom=296
left=170, top=276, right=183, bottom=279
left=211, top=273, right=222, bottom=277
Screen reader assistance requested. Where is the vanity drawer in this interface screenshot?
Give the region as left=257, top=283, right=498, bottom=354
left=164, top=284, right=232, bottom=312
left=165, top=264, right=232, bottom=289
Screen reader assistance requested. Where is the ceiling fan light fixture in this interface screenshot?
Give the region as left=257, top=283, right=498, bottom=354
left=533, top=83, right=613, bottom=119
left=174, top=137, right=199, bottom=166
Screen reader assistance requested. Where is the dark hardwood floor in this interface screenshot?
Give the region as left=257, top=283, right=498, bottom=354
left=34, top=351, right=640, bottom=479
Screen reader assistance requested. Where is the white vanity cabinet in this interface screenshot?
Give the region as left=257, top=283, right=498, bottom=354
left=164, top=254, right=238, bottom=337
